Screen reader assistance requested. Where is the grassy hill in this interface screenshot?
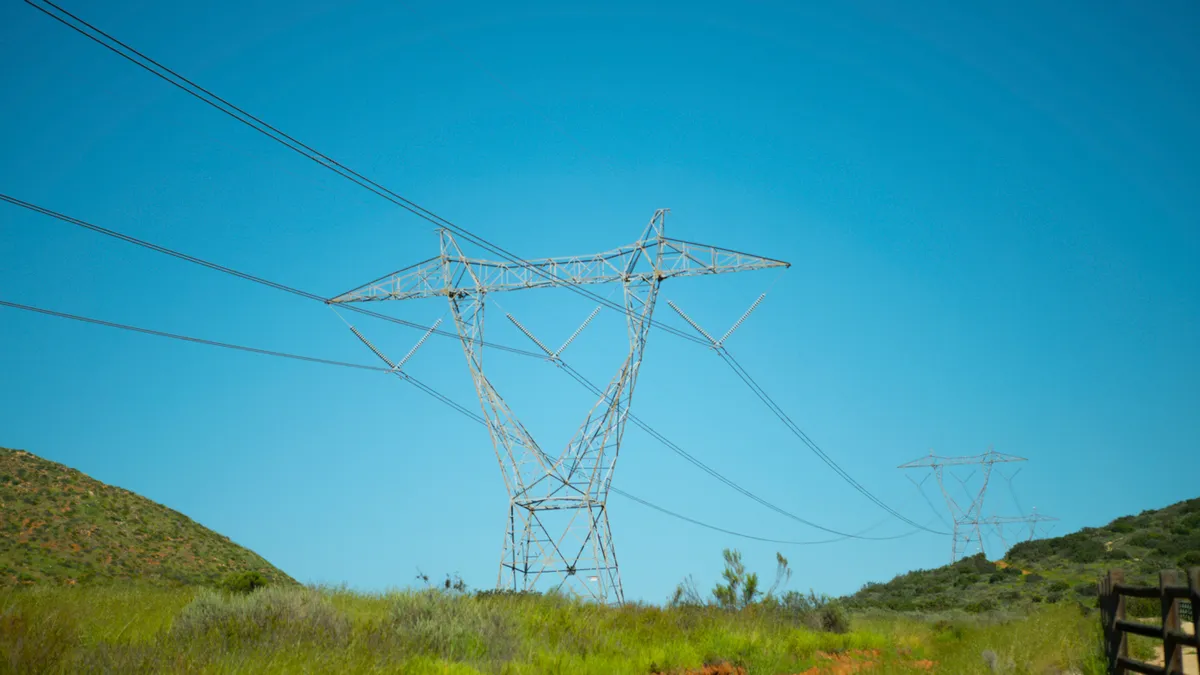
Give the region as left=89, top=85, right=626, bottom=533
left=0, top=447, right=293, bottom=587
left=846, top=496, right=1200, bottom=614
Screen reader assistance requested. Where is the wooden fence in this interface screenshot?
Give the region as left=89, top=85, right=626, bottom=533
left=1099, top=568, right=1200, bottom=675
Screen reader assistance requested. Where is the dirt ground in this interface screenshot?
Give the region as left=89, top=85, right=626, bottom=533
left=1147, top=620, right=1198, bottom=675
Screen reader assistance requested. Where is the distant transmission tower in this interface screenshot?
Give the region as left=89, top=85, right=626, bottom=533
left=330, top=210, right=788, bottom=603
left=899, top=448, right=1056, bottom=562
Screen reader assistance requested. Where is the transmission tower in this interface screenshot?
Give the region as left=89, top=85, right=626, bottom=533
left=899, top=448, right=1055, bottom=562
left=329, top=210, right=788, bottom=603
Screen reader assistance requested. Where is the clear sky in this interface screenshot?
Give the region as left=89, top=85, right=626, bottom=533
left=1, top=0, right=1197, bottom=601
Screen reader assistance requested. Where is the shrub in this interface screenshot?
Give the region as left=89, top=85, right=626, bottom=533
left=955, top=553, right=996, bottom=574
left=1126, top=596, right=1159, bottom=618
left=1129, top=533, right=1162, bottom=549
left=1065, top=540, right=1106, bottom=564
left=387, top=590, right=519, bottom=662
left=1024, top=573, right=1044, bottom=584
left=817, top=601, right=850, bottom=634
left=999, top=589, right=1022, bottom=603
left=218, top=570, right=269, bottom=595
left=1109, top=518, right=1135, bottom=533
left=173, top=587, right=349, bottom=645
left=965, top=598, right=997, bottom=613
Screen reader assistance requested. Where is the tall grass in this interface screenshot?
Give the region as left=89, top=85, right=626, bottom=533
left=0, top=584, right=1104, bottom=674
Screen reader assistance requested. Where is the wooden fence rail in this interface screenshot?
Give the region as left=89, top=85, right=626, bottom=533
left=1099, top=568, right=1200, bottom=675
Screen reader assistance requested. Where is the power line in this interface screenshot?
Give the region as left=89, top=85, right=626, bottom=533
left=1, top=193, right=893, bottom=540
left=666, top=295, right=948, bottom=535
left=553, top=360, right=915, bottom=540
left=717, top=347, right=949, bottom=535
left=400, top=12, right=941, bottom=544
left=0, top=297, right=914, bottom=547
left=0, top=193, right=546, bottom=360
left=608, top=487, right=919, bottom=546
left=22, top=0, right=937, bottom=545
left=25, top=0, right=711, bottom=347
left=0, top=299, right=388, bottom=373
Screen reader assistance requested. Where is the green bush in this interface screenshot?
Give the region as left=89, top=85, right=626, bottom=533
left=1109, top=518, right=1136, bottom=533
left=388, top=590, right=520, bottom=662
left=218, top=570, right=269, bottom=595
left=1178, top=551, right=1200, bottom=568
left=964, top=598, right=997, bottom=613
left=1125, top=596, right=1159, bottom=618
left=817, top=601, right=850, bottom=634
left=173, top=587, right=349, bottom=644
left=1129, top=533, right=1162, bottom=549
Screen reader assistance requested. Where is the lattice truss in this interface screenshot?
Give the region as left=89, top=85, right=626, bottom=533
left=899, top=448, right=1057, bottom=562
left=329, top=209, right=789, bottom=603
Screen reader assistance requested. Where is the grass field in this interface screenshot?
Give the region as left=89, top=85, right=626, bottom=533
left=0, top=584, right=1106, bottom=674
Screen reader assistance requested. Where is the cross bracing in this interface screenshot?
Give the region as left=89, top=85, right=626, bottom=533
left=900, top=448, right=1055, bottom=562
left=330, top=209, right=789, bottom=603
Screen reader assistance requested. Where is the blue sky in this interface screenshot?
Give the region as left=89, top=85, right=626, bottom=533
left=1, top=0, right=1197, bottom=601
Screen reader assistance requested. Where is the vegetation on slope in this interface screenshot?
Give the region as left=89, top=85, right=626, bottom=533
left=0, top=583, right=1104, bottom=674
left=0, top=447, right=292, bottom=588
left=846, top=496, right=1200, bottom=614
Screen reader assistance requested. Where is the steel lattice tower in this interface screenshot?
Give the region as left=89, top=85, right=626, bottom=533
left=899, top=448, right=1056, bottom=562
left=330, top=210, right=788, bottom=603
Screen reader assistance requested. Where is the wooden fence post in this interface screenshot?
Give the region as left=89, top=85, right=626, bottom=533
left=1100, top=572, right=1110, bottom=672
left=1104, top=566, right=1113, bottom=672
left=1162, top=570, right=1182, bottom=675
left=1190, top=568, right=1200, bottom=675
left=1113, top=569, right=1128, bottom=675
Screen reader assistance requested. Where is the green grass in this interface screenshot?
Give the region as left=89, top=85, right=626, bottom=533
left=0, top=446, right=1124, bottom=673
left=0, top=584, right=1106, bottom=674
left=0, top=448, right=293, bottom=588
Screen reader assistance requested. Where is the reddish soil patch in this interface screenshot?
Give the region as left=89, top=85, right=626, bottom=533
left=653, top=662, right=746, bottom=675
left=793, top=650, right=936, bottom=675
left=797, top=650, right=881, bottom=675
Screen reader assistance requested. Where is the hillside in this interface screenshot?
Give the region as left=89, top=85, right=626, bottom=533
left=0, top=447, right=293, bottom=587
left=846, top=496, right=1200, bottom=613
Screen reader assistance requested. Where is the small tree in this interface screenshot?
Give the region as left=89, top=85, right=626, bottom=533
left=671, top=549, right=796, bottom=610
left=713, top=549, right=761, bottom=609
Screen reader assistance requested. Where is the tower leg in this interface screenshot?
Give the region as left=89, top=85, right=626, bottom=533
left=440, top=229, right=663, bottom=605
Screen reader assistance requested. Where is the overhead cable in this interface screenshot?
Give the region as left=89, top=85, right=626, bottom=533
left=0, top=297, right=916, bottom=546
left=0, top=193, right=545, bottom=360
left=551, top=358, right=922, bottom=541
left=25, top=0, right=711, bottom=347
left=717, top=347, right=949, bottom=535
left=1, top=194, right=900, bottom=538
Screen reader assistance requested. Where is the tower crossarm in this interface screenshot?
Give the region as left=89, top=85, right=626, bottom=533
left=898, top=450, right=1027, bottom=469
left=978, top=515, right=1058, bottom=526
left=328, top=237, right=789, bottom=303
